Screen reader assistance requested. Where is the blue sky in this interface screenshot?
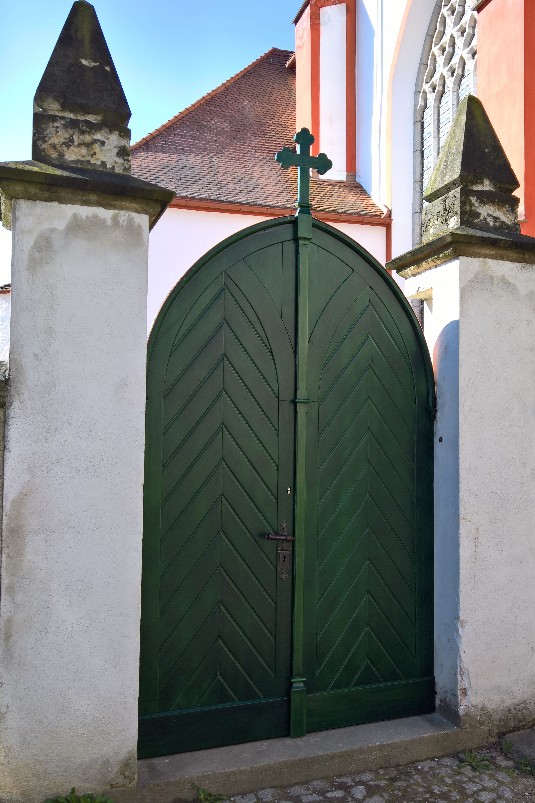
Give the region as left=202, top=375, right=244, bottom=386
left=0, top=0, right=298, bottom=162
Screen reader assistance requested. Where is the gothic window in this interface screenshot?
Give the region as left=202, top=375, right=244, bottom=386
left=414, top=0, right=477, bottom=243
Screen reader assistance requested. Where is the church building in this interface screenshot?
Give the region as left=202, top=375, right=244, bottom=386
left=131, top=0, right=535, bottom=337
left=2, top=1, right=535, bottom=800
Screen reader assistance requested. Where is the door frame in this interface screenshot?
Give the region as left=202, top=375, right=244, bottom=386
left=139, top=216, right=436, bottom=757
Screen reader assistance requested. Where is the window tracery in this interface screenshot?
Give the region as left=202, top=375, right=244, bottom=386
left=414, top=0, right=477, bottom=241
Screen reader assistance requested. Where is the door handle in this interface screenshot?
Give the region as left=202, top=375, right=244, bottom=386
left=263, top=522, right=294, bottom=542
left=262, top=523, right=294, bottom=581
left=264, top=532, right=295, bottom=542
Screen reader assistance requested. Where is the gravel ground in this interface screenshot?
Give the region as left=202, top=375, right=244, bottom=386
left=220, top=745, right=535, bottom=803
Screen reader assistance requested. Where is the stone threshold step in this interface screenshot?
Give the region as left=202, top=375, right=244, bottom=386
left=112, top=713, right=491, bottom=802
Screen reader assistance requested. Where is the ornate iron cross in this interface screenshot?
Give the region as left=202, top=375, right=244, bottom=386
left=275, top=128, right=332, bottom=215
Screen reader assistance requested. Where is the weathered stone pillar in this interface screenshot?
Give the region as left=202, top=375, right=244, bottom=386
left=390, top=95, right=535, bottom=732
left=0, top=4, right=172, bottom=801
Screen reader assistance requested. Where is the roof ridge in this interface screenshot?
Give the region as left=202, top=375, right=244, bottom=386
left=293, top=0, right=310, bottom=25
left=132, top=47, right=294, bottom=151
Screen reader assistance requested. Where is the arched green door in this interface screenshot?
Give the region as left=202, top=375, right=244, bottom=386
left=139, top=218, right=434, bottom=759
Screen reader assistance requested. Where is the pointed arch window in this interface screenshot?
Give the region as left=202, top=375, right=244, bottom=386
left=414, top=0, right=477, bottom=243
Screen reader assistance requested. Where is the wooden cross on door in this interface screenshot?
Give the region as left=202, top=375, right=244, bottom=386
left=275, top=128, right=332, bottom=215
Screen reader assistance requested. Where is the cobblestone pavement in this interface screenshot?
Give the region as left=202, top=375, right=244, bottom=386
left=224, top=746, right=535, bottom=802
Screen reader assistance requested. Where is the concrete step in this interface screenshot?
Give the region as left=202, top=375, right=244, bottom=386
left=502, top=727, right=535, bottom=767
left=111, top=713, right=491, bottom=802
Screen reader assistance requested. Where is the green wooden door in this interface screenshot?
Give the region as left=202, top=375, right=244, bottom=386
left=301, top=225, right=434, bottom=733
left=140, top=222, right=297, bottom=757
left=139, top=218, right=434, bottom=759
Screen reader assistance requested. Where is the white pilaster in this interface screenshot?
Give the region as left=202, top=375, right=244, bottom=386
left=320, top=4, right=347, bottom=179
left=0, top=199, right=149, bottom=802
left=402, top=246, right=535, bottom=730
left=457, top=254, right=535, bottom=728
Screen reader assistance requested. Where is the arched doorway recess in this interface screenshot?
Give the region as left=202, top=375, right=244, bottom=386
left=139, top=216, right=435, bottom=758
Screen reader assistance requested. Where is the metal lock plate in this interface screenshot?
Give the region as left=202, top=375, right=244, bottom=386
left=277, top=543, right=292, bottom=581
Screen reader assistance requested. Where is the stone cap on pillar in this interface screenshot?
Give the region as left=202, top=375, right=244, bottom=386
left=0, top=1, right=174, bottom=229
left=422, top=95, right=520, bottom=244
left=0, top=161, right=174, bottom=231
left=33, top=0, right=132, bottom=174
left=389, top=95, right=535, bottom=278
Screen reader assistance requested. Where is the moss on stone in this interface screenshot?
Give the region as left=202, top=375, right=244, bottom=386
left=424, top=96, right=519, bottom=203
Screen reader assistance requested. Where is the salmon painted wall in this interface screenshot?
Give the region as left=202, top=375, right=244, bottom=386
left=523, top=1, right=535, bottom=236
left=477, top=0, right=526, bottom=223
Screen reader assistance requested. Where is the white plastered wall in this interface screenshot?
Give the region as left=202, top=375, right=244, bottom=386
left=457, top=255, right=535, bottom=728
left=405, top=252, right=535, bottom=728
left=0, top=225, right=12, bottom=285
left=320, top=4, right=347, bottom=180
left=0, top=199, right=148, bottom=802
left=405, top=263, right=460, bottom=716
left=0, top=293, right=11, bottom=364
left=147, top=208, right=387, bottom=331
left=0, top=209, right=388, bottom=352
left=329, top=220, right=386, bottom=264
left=147, top=209, right=269, bottom=330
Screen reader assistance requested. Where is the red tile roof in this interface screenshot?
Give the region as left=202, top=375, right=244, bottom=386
left=131, top=48, right=386, bottom=221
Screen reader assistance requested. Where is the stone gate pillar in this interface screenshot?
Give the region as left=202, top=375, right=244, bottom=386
left=0, top=3, right=172, bottom=801
left=390, top=96, right=535, bottom=733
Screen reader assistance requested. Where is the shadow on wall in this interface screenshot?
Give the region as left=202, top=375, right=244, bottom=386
left=433, top=319, right=461, bottom=720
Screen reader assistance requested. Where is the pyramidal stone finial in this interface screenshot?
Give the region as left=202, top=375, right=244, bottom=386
left=422, top=95, right=520, bottom=243
left=32, top=1, right=132, bottom=174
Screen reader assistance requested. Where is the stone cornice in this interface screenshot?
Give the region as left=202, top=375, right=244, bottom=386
left=0, top=160, right=174, bottom=231
left=389, top=228, right=535, bottom=278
